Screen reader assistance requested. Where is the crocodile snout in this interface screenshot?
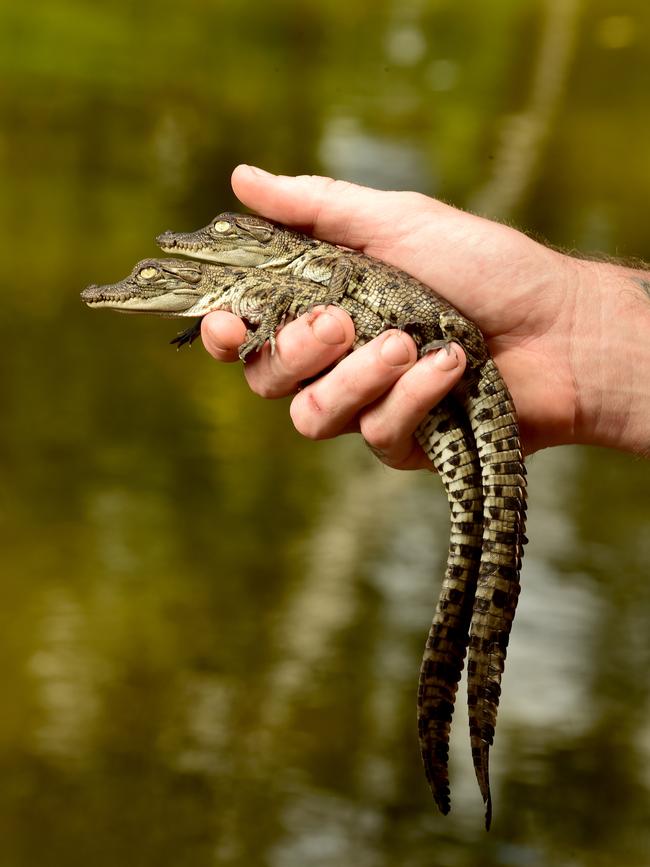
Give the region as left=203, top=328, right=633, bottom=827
left=80, top=284, right=99, bottom=300
left=156, top=231, right=177, bottom=247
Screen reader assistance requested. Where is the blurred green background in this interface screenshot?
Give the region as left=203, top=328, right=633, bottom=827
left=1, top=1, right=649, bottom=865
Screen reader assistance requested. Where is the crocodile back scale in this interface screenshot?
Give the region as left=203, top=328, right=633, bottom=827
left=82, top=213, right=528, bottom=828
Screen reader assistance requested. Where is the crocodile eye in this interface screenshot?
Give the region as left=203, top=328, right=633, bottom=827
left=139, top=266, right=158, bottom=280
left=213, top=220, right=232, bottom=234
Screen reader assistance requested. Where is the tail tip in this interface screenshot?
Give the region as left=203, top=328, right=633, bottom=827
left=484, top=792, right=492, bottom=831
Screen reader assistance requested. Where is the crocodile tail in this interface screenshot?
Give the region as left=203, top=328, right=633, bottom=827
left=464, top=360, right=528, bottom=830
left=415, top=399, right=484, bottom=816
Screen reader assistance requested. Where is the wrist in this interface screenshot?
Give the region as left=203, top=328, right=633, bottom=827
left=568, top=256, right=650, bottom=456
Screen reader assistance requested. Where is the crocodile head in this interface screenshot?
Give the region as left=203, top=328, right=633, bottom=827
left=81, top=258, right=207, bottom=315
left=157, top=212, right=306, bottom=267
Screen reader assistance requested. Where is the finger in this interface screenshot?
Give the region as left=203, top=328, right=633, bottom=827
left=288, top=330, right=418, bottom=439
left=358, top=343, right=467, bottom=470
left=243, top=306, right=355, bottom=399
left=231, top=164, right=433, bottom=252
left=202, top=311, right=248, bottom=362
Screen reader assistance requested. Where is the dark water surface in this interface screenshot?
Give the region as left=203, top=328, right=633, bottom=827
left=1, top=2, right=649, bottom=865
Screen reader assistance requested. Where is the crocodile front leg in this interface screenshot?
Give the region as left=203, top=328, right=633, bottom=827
left=237, top=288, right=295, bottom=359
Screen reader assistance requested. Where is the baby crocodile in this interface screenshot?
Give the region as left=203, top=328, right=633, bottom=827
left=83, top=214, right=527, bottom=827
left=157, top=214, right=528, bottom=827
left=82, top=255, right=484, bottom=817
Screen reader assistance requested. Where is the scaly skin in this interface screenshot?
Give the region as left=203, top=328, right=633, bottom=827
left=157, top=214, right=527, bottom=827
left=434, top=311, right=527, bottom=829
left=467, top=361, right=527, bottom=829
left=82, top=253, right=484, bottom=819
left=156, top=217, right=493, bottom=818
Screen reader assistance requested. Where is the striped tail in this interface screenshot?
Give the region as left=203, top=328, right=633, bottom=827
left=463, top=359, right=527, bottom=829
left=415, top=398, right=483, bottom=815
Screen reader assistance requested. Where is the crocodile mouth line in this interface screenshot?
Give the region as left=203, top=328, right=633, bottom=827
left=81, top=285, right=133, bottom=304
left=160, top=238, right=207, bottom=255
left=83, top=293, right=131, bottom=305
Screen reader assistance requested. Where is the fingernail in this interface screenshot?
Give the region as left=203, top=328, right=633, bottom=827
left=380, top=333, right=411, bottom=367
left=245, top=165, right=274, bottom=178
left=433, top=345, right=460, bottom=371
left=311, top=311, right=347, bottom=345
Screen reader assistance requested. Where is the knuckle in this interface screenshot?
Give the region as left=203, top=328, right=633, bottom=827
left=245, top=363, right=289, bottom=400
left=318, top=176, right=350, bottom=196
left=290, top=390, right=335, bottom=440
left=252, top=380, right=283, bottom=400
left=359, top=411, right=393, bottom=452
left=404, top=189, right=446, bottom=214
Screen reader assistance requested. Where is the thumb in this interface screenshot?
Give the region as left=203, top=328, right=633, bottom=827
left=230, top=164, right=436, bottom=251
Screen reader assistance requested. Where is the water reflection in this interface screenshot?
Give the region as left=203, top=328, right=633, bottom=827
left=1, top=1, right=649, bottom=865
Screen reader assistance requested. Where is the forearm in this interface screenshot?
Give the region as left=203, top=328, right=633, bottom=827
left=570, top=257, right=650, bottom=457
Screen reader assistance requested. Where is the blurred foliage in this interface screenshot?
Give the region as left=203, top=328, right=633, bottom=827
left=0, top=0, right=649, bottom=865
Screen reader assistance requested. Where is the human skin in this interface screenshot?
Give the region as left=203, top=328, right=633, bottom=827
left=200, top=165, right=650, bottom=466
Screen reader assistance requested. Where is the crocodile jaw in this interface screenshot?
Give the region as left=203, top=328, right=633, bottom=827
left=81, top=286, right=198, bottom=314
left=157, top=233, right=270, bottom=267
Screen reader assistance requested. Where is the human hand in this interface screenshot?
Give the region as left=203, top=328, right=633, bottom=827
left=202, top=166, right=650, bottom=460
